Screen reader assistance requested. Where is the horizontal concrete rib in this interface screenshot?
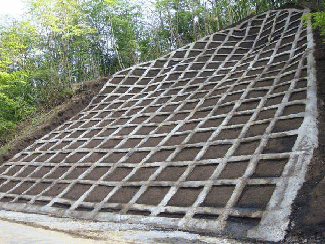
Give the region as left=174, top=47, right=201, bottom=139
left=0, top=8, right=317, bottom=242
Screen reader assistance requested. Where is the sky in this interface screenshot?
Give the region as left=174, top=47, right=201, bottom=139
left=0, top=0, right=153, bottom=21
left=0, top=0, right=155, bottom=25
left=0, top=0, right=25, bottom=18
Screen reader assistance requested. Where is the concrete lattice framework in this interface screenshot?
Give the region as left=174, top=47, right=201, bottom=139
left=0, top=8, right=318, bottom=242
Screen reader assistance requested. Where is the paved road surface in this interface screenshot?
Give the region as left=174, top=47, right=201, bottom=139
left=0, top=218, right=243, bottom=244
left=0, top=220, right=120, bottom=244
left=0, top=210, right=243, bottom=244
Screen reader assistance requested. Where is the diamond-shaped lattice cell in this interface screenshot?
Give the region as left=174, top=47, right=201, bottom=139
left=1, top=8, right=317, bottom=242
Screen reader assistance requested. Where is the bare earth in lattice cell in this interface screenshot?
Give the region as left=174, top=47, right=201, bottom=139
left=0, top=8, right=318, bottom=242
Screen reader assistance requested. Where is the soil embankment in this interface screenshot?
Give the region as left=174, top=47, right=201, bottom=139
left=285, top=28, right=325, bottom=243
left=0, top=78, right=107, bottom=163
left=0, top=8, right=324, bottom=243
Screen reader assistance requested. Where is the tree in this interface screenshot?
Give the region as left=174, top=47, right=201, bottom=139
left=0, top=21, right=36, bottom=140
left=150, top=0, right=292, bottom=54
left=103, top=0, right=141, bottom=70
left=29, top=0, right=100, bottom=84
left=302, top=0, right=325, bottom=41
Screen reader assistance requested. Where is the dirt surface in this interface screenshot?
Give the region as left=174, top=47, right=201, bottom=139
left=0, top=7, right=322, bottom=243
left=0, top=77, right=107, bottom=163
left=283, top=28, right=325, bottom=244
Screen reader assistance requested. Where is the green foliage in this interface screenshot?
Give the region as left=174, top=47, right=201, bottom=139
left=106, top=1, right=139, bottom=69
left=302, top=1, right=325, bottom=40
left=0, top=21, right=37, bottom=142
left=29, top=0, right=101, bottom=84
left=103, top=0, right=141, bottom=70
left=155, top=0, right=207, bottom=49
left=139, top=0, right=291, bottom=58
left=0, top=21, right=37, bottom=71
left=0, top=71, right=35, bottom=140
left=0, top=0, right=294, bottom=146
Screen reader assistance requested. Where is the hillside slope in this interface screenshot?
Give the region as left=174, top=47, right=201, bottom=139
left=0, top=7, right=324, bottom=243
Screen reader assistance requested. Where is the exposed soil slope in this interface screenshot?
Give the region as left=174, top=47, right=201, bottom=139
left=0, top=78, right=107, bottom=163
left=0, top=6, right=325, bottom=243
left=284, top=27, right=325, bottom=244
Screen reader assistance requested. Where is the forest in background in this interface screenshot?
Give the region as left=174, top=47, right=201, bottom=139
left=0, top=0, right=321, bottom=146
